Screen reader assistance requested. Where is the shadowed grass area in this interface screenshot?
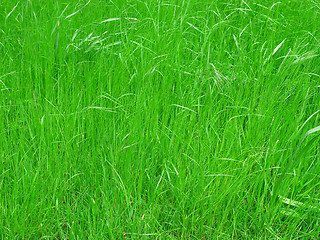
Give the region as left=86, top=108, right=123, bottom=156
left=1, top=0, right=320, bottom=238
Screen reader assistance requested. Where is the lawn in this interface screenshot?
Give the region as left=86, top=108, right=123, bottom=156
left=1, top=0, right=320, bottom=239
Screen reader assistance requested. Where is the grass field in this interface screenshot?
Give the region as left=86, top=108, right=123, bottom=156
left=1, top=0, right=320, bottom=239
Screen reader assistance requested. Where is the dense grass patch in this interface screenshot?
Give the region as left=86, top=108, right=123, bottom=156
left=1, top=0, right=320, bottom=238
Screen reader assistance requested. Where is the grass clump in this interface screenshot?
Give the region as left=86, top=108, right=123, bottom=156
left=1, top=0, right=320, bottom=239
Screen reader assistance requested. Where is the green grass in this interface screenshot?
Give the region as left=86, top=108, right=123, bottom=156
left=1, top=0, right=320, bottom=238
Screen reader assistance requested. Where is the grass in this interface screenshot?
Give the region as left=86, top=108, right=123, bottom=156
left=1, top=0, right=320, bottom=238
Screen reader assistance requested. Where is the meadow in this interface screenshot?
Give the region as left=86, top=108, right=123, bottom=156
left=1, top=0, right=320, bottom=239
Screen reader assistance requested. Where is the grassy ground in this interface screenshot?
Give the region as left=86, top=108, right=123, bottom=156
left=1, top=0, right=320, bottom=239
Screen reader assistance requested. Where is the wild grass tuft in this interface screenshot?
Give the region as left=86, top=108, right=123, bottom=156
left=1, top=0, right=320, bottom=238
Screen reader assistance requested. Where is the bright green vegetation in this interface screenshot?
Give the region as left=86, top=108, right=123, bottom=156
left=1, top=0, right=320, bottom=239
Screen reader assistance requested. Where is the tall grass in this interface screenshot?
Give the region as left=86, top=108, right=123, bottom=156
left=1, top=0, right=320, bottom=238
